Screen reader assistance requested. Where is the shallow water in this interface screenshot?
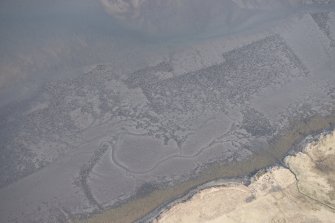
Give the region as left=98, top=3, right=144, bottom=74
left=1, top=1, right=335, bottom=223
left=1, top=0, right=334, bottom=106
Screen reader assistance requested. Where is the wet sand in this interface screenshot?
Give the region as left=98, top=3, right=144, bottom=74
left=155, top=130, right=335, bottom=223
left=79, top=114, right=335, bottom=223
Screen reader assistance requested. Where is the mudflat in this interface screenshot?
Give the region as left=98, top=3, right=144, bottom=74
left=1, top=2, right=335, bottom=223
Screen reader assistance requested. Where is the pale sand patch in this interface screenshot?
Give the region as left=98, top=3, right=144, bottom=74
left=156, top=131, right=335, bottom=223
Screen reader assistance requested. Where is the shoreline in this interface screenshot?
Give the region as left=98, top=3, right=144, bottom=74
left=150, top=129, right=335, bottom=223
left=154, top=129, right=335, bottom=223
left=78, top=112, right=335, bottom=223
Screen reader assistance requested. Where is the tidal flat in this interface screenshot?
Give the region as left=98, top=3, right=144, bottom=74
left=1, top=1, right=335, bottom=223
left=79, top=114, right=335, bottom=223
